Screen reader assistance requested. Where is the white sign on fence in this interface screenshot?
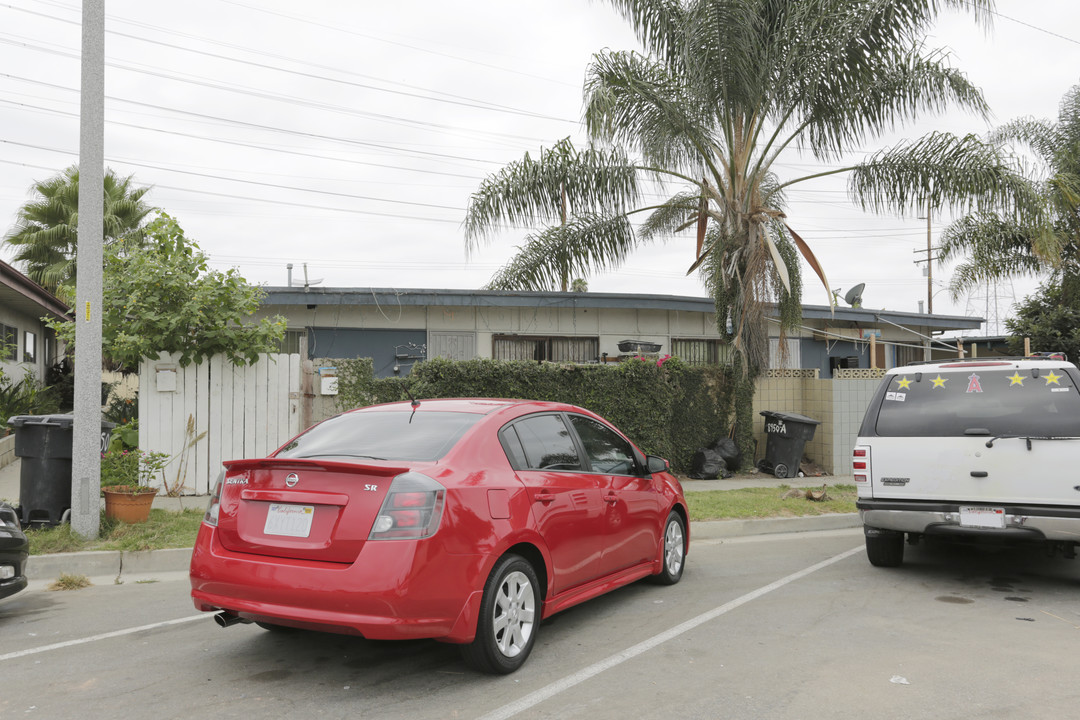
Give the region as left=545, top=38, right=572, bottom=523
left=139, top=352, right=302, bottom=494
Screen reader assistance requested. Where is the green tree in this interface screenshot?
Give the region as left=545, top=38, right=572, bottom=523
left=466, top=0, right=1036, bottom=375
left=1005, top=277, right=1080, bottom=361
left=48, top=212, right=286, bottom=369
left=940, top=83, right=1080, bottom=296
left=3, top=165, right=155, bottom=293
left=465, top=0, right=1037, bottom=457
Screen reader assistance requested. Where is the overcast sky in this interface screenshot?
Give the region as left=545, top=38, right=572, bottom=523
left=2, top=0, right=1079, bottom=333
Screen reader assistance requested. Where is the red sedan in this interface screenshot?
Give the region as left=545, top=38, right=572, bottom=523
left=190, top=398, right=688, bottom=673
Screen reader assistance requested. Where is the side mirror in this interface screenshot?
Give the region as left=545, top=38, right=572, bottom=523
left=646, top=455, right=669, bottom=474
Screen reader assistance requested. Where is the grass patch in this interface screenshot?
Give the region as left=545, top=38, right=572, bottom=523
left=48, top=573, right=92, bottom=591
left=686, top=484, right=857, bottom=522
left=26, top=508, right=205, bottom=555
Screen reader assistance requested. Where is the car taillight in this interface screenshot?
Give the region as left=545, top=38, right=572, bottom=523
left=852, top=447, right=870, bottom=483
left=369, top=472, right=445, bottom=540
left=204, top=471, right=224, bottom=527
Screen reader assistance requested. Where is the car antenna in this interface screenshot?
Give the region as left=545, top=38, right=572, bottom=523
left=404, top=385, right=420, bottom=423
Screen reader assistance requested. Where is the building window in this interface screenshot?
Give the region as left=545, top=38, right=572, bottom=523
left=671, top=338, right=730, bottom=366
left=274, top=330, right=305, bottom=355
left=0, top=324, right=16, bottom=361
left=23, top=330, right=36, bottom=364
left=769, top=337, right=802, bottom=369
left=492, top=335, right=599, bottom=363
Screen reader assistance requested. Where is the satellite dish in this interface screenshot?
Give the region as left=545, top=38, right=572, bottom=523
left=844, top=283, right=865, bottom=308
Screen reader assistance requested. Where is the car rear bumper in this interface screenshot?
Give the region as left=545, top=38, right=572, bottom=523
left=189, top=526, right=487, bottom=642
left=0, top=536, right=29, bottom=600
left=858, top=499, right=1080, bottom=542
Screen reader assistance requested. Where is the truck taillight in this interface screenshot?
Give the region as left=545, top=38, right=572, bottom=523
left=852, top=447, right=870, bottom=483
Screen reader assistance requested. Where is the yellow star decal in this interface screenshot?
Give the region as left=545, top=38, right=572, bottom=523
left=1007, top=372, right=1025, bottom=386
left=896, top=376, right=912, bottom=390
left=1044, top=370, right=1062, bottom=386
left=931, top=375, right=948, bottom=389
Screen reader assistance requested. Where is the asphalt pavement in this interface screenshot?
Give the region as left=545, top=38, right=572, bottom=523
left=0, top=457, right=860, bottom=582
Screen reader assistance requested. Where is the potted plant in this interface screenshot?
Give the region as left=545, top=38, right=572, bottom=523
left=100, top=449, right=168, bottom=523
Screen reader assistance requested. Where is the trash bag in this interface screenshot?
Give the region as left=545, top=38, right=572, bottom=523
left=711, top=437, right=742, bottom=471
left=688, top=447, right=727, bottom=479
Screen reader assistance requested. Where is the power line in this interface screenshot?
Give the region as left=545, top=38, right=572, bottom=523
left=0, top=98, right=490, bottom=180
left=3, top=2, right=578, bottom=123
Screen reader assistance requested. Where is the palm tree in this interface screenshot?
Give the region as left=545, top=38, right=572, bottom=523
left=465, top=0, right=1038, bottom=379
left=940, top=83, right=1080, bottom=296
left=3, top=165, right=155, bottom=293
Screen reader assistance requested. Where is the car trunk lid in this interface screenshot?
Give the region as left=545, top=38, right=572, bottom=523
left=215, top=458, right=410, bottom=563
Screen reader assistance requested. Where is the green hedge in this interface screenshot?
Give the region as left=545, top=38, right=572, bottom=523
left=333, top=356, right=734, bottom=472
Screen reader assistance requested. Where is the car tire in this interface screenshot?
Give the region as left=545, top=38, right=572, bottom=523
left=650, top=511, right=686, bottom=585
left=460, top=554, right=541, bottom=674
left=865, top=527, right=904, bottom=567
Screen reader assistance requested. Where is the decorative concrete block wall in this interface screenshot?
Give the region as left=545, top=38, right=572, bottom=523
left=751, top=369, right=883, bottom=476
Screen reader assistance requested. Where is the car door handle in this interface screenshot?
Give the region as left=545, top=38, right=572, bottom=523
left=534, top=492, right=556, bottom=504
left=971, top=471, right=988, bottom=478
left=603, top=493, right=618, bottom=504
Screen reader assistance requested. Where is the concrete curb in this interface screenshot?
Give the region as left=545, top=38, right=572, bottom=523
left=26, top=547, right=193, bottom=581
left=690, top=513, right=861, bottom=541
left=24, top=515, right=862, bottom=581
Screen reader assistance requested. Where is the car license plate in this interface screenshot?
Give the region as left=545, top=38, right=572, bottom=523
left=264, top=504, right=315, bottom=537
left=959, top=506, right=1005, bottom=529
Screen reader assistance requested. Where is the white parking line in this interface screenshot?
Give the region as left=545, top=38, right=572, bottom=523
left=0, top=614, right=208, bottom=662
left=478, top=545, right=864, bottom=720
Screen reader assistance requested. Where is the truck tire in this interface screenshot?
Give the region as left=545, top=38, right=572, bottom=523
left=865, top=527, right=904, bottom=567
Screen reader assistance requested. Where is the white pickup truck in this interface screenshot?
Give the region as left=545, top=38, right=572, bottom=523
left=853, top=356, right=1080, bottom=567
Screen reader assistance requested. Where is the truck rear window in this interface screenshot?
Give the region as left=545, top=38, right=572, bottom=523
left=874, top=367, right=1080, bottom=437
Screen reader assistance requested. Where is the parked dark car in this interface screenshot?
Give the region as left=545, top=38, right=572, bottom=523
left=191, top=398, right=688, bottom=674
left=0, top=502, right=29, bottom=600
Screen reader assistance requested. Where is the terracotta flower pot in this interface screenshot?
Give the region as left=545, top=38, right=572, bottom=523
left=103, top=488, right=157, bottom=524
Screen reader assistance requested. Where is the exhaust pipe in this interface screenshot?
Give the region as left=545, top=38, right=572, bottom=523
left=214, top=611, right=250, bottom=628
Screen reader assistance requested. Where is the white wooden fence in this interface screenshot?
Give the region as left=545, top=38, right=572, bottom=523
left=138, top=352, right=302, bottom=494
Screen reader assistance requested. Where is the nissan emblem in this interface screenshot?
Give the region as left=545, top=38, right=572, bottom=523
left=285, top=473, right=299, bottom=487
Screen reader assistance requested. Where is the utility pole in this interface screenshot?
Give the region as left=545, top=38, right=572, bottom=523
left=926, top=198, right=933, bottom=315
left=71, top=0, right=105, bottom=539
left=914, top=197, right=938, bottom=315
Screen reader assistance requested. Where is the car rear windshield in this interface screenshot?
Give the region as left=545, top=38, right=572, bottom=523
left=874, top=366, right=1080, bottom=437
left=275, top=410, right=482, bottom=462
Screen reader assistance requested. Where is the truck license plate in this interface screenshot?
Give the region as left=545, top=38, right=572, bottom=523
left=264, top=504, right=315, bottom=537
left=959, top=506, right=1005, bottom=529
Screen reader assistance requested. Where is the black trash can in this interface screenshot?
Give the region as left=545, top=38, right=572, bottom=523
left=758, top=411, right=820, bottom=479
left=7, top=414, right=115, bottom=526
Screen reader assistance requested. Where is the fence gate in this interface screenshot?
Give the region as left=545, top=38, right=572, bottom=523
left=139, top=352, right=302, bottom=494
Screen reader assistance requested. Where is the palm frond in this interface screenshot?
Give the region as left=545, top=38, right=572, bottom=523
left=637, top=191, right=700, bottom=241
left=463, top=138, right=638, bottom=246
left=849, top=131, right=1041, bottom=218
left=584, top=51, right=716, bottom=176
left=939, top=212, right=1054, bottom=298
left=485, top=213, right=637, bottom=291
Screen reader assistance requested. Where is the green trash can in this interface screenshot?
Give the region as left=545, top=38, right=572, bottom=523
left=757, top=411, right=820, bottom=479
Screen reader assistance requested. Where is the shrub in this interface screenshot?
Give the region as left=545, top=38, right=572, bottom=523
left=334, top=356, right=734, bottom=472
left=104, top=390, right=138, bottom=425
left=0, top=370, right=60, bottom=434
